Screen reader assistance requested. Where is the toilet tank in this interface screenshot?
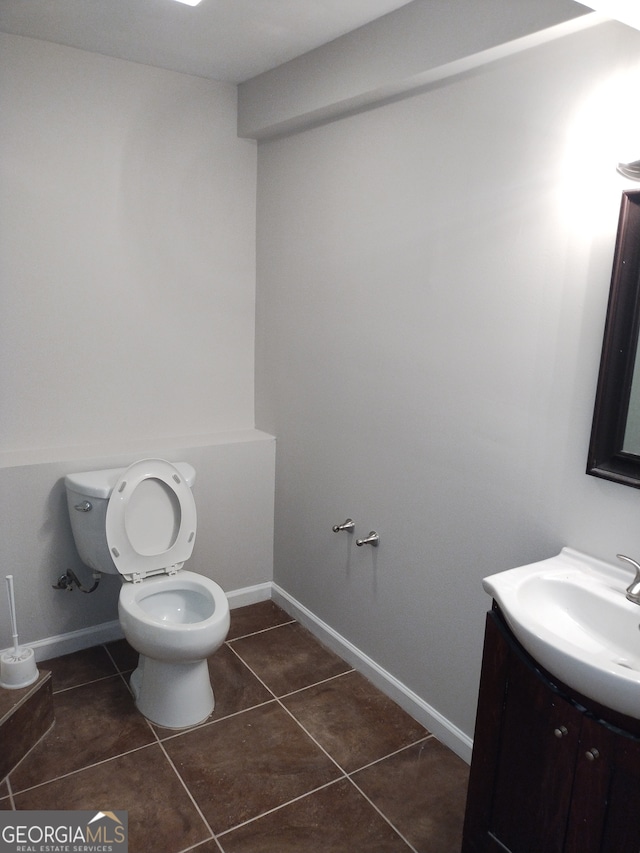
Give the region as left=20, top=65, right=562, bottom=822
left=64, top=462, right=196, bottom=575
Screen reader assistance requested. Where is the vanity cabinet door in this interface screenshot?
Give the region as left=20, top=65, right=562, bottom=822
left=463, top=607, right=640, bottom=853
left=563, top=715, right=614, bottom=853
left=488, top=648, right=581, bottom=853
left=461, top=613, right=511, bottom=853
left=462, top=611, right=580, bottom=853
left=598, top=726, right=640, bottom=853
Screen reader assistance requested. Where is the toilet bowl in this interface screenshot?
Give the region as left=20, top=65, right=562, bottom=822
left=65, top=458, right=230, bottom=729
left=119, top=570, right=229, bottom=727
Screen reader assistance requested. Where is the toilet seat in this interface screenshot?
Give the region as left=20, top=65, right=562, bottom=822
left=106, top=459, right=197, bottom=583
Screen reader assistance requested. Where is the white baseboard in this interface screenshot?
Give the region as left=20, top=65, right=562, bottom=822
left=272, top=583, right=473, bottom=765
left=226, top=581, right=272, bottom=609
left=10, top=583, right=272, bottom=665
left=10, top=579, right=472, bottom=763
left=29, top=620, right=124, bottom=662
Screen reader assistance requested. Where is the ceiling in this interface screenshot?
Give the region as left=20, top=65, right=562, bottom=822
left=0, top=0, right=416, bottom=84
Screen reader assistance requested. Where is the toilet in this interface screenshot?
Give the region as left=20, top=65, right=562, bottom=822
left=64, top=458, right=230, bottom=729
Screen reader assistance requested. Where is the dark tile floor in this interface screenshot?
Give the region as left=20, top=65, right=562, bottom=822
left=0, top=601, right=469, bottom=853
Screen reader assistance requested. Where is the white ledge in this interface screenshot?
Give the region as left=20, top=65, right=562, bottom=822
left=0, top=429, right=275, bottom=469
left=238, top=0, right=598, bottom=141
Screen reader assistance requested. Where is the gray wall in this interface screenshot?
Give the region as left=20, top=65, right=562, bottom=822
left=6, top=7, right=640, bottom=759
left=1, top=33, right=256, bottom=457
left=0, top=34, right=273, bottom=653
left=0, top=436, right=275, bottom=654
left=238, top=0, right=590, bottom=139
left=255, top=19, right=640, bottom=743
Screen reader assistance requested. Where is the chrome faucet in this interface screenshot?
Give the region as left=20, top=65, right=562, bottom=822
left=617, top=554, right=640, bottom=604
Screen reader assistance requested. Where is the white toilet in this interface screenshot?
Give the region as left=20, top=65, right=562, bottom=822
left=64, top=458, right=230, bottom=729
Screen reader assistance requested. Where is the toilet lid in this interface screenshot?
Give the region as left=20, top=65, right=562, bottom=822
left=105, top=459, right=197, bottom=582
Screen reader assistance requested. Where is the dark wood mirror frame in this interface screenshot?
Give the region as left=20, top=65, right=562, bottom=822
left=588, top=189, right=640, bottom=488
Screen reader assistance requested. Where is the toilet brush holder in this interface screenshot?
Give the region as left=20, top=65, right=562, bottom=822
left=0, top=574, right=39, bottom=689
left=0, top=646, right=38, bottom=690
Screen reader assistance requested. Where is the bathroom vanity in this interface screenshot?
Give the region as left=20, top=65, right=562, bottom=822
left=461, top=605, right=640, bottom=853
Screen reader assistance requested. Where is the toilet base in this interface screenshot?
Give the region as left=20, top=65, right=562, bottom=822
left=130, top=655, right=214, bottom=729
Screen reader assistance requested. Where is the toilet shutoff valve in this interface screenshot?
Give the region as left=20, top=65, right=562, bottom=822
left=52, top=569, right=101, bottom=593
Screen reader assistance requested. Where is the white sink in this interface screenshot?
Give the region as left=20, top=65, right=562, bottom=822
left=483, top=547, right=640, bottom=718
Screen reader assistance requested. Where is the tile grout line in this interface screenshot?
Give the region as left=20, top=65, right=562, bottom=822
left=154, top=738, right=224, bottom=853
left=345, top=773, right=420, bottom=853
left=46, top=642, right=130, bottom=695
left=276, top=666, right=354, bottom=699
left=225, top=637, right=354, bottom=703
left=226, top=618, right=296, bottom=644
left=8, top=614, right=455, bottom=850
left=224, top=642, right=279, bottom=698
left=51, top=672, right=122, bottom=695
left=143, top=623, right=344, bottom=848
left=228, top=641, right=431, bottom=778
left=42, top=645, right=223, bottom=849
left=101, top=643, right=278, bottom=740
left=4, top=646, right=142, bottom=802
left=1, top=717, right=57, bottom=804
left=348, top=732, right=435, bottom=775
left=3, top=776, right=16, bottom=810
left=166, top=618, right=348, bottom=851
left=7, top=740, right=160, bottom=800
left=225, top=639, right=422, bottom=848
left=102, top=642, right=129, bottom=676
left=224, top=642, right=359, bottom=828
left=224, top=638, right=437, bottom=850
left=274, top=697, right=426, bottom=853
left=158, top=627, right=349, bottom=850
left=224, top=639, right=355, bottom=776
left=215, top=777, right=345, bottom=840
left=275, top=693, right=349, bottom=776
left=227, top=641, right=435, bottom=762
left=211, top=713, right=428, bottom=851
left=155, top=697, right=278, bottom=743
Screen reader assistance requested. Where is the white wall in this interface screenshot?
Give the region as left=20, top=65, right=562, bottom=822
left=255, top=20, right=640, bottom=744
left=238, top=0, right=590, bottom=139
left=6, top=13, right=640, bottom=760
left=0, top=33, right=256, bottom=455
left=0, top=434, right=275, bottom=654
left=0, top=35, right=274, bottom=653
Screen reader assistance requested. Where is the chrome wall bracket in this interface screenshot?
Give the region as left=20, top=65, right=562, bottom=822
left=356, top=531, right=379, bottom=547
left=332, top=519, right=355, bottom=533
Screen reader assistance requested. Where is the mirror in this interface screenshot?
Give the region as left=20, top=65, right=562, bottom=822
left=588, top=189, right=640, bottom=487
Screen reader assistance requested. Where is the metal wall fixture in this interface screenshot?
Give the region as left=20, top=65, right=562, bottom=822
left=617, top=160, right=640, bottom=181
left=332, top=519, right=355, bottom=532
left=52, top=568, right=101, bottom=593
left=356, top=531, right=379, bottom=547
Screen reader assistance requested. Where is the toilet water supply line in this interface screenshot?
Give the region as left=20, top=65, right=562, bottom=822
left=52, top=568, right=101, bottom=593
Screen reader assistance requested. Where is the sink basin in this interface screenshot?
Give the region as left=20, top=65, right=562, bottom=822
left=483, top=547, right=640, bottom=718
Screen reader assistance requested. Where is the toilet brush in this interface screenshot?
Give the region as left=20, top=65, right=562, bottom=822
left=0, top=574, right=38, bottom=689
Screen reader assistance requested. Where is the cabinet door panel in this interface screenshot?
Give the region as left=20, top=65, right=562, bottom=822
left=462, top=614, right=511, bottom=853
left=489, top=650, right=581, bottom=853
left=564, top=716, right=614, bottom=853
left=463, top=607, right=640, bottom=853
left=600, top=728, right=640, bottom=853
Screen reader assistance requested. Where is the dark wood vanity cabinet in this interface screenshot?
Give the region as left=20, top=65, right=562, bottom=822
left=462, top=607, right=640, bottom=853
